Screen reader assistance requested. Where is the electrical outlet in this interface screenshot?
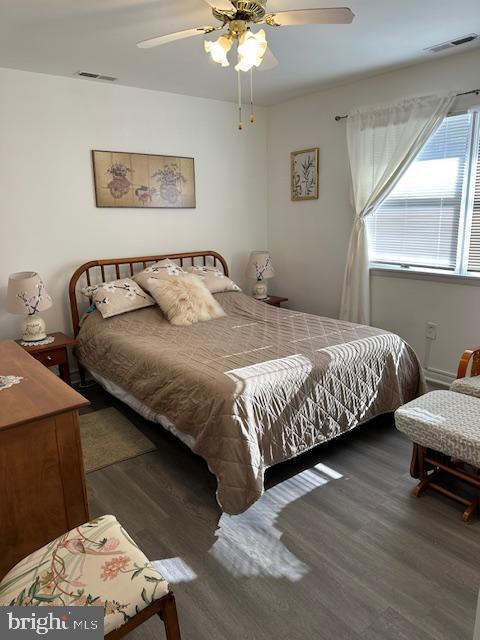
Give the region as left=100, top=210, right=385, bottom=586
left=426, top=322, right=438, bottom=340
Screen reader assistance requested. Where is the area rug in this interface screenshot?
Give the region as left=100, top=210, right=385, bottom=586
left=80, top=407, right=156, bottom=473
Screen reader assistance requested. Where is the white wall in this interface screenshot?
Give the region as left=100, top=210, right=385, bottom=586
left=267, top=49, right=480, bottom=382
left=2, top=52, right=480, bottom=383
left=0, top=67, right=268, bottom=340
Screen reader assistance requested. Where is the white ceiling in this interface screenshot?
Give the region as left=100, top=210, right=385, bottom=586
left=1, top=0, right=479, bottom=105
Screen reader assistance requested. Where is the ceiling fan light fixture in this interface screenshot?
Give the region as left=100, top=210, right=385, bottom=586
left=204, top=34, right=233, bottom=67
left=137, top=2, right=355, bottom=129
left=235, top=28, right=267, bottom=72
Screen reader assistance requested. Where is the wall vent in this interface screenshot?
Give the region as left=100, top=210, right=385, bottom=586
left=74, top=71, right=118, bottom=82
left=426, top=33, right=478, bottom=53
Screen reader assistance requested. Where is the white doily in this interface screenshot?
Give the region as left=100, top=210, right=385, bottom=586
left=0, top=375, right=23, bottom=390
left=19, top=335, right=55, bottom=347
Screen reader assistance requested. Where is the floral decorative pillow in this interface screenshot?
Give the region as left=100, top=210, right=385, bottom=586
left=81, top=278, right=155, bottom=319
left=132, top=259, right=185, bottom=293
left=184, top=265, right=241, bottom=294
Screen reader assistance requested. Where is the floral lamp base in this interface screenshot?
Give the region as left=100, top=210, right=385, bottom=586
left=21, top=314, right=47, bottom=342
left=253, top=280, right=269, bottom=300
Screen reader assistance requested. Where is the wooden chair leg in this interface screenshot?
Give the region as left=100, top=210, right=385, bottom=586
left=105, top=594, right=181, bottom=640
left=410, top=443, right=420, bottom=479
left=159, top=593, right=181, bottom=640
left=407, top=441, right=480, bottom=522
left=413, top=469, right=441, bottom=497
left=410, top=443, right=428, bottom=480
left=463, top=499, right=479, bottom=523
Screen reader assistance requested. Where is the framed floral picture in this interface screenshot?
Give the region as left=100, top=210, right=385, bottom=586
left=291, top=147, right=319, bottom=201
left=92, top=150, right=196, bottom=209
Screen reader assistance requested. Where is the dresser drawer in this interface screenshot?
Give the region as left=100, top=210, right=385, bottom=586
left=33, top=348, right=67, bottom=367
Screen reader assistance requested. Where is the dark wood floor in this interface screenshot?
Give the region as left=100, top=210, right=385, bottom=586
left=81, top=384, right=479, bottom=640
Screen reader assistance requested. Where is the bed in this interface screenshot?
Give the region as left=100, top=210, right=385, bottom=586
left=70, top=250, right=426, bottom=515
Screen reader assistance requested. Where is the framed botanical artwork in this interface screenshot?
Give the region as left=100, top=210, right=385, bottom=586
left=291, top=147, right=319, bottom=201
left=92, top=150, right=196, bottom=209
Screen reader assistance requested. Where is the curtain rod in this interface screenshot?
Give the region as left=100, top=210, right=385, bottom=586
left=334, top=88, right=480, bottom=121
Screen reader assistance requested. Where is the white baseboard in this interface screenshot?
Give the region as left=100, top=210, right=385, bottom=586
left=424, top=366, right=455, bottom=388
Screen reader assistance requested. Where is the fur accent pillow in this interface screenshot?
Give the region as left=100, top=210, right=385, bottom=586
left=184, top=265, right=241, bottom=294
left=148, top=274, right=225, bottom=326
left=133, top=259, right=186, bottom=293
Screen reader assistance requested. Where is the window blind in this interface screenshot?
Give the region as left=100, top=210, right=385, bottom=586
left=367, top=113, right=472, bottom=270
left=467, top=127, right=480, bottom=272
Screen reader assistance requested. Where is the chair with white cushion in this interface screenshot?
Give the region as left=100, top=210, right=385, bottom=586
left=0, top=515, right=181, bottom=639
left=395, top=390, right=480, bottom=522
left=450, top=344, right=480, bottom=399
left=451, top=375, right=480, bottom=398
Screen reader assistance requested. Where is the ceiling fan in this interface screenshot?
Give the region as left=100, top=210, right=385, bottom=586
left=137, top=1, right=355, bottom=128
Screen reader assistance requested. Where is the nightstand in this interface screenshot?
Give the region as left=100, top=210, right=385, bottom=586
left=15, top=332, right=77, bottom=385
left=263, top=296, right=288, bottom=308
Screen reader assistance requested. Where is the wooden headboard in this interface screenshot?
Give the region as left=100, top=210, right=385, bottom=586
left=69, top=250, right=229, bottom=336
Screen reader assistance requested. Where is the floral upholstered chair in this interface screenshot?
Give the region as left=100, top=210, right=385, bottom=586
left=0, top=515, right=181, bottom=639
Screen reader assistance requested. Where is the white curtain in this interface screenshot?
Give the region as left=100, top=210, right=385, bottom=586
left=339, top=93, right=456, bottom=325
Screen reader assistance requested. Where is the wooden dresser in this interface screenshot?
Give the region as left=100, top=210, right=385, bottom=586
left=0, top=341, right=90, bottom=579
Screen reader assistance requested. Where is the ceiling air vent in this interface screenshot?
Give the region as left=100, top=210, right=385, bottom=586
left=426, top=33, right=478, bottom=53
left=75, top=71, right=118, bottom=82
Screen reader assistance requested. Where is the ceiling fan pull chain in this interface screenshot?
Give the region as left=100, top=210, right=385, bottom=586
left=237, top=69, right=243, bottom=130
left=249, top=68, right=255, bottom=124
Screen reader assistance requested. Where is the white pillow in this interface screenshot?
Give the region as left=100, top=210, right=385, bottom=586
left=184, top=265, right=241, bottom=294
left=132, top=259, right=185, bottom=293
left=147, top=274, right=225, bottom=326
left=81, top=278, right=155, bottom=319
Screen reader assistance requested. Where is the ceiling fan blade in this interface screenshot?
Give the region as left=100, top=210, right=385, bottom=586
left=137, top=26, right=219, bottom=49
left=202, top=0, right=236, bottom=11
left=258, top=46, right=279, bottom=71
left=265, top=7, right=354, bottom=27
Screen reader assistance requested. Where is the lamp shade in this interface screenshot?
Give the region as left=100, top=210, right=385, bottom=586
left=204, top=35, right=232, bottom=67
left=235, top=29, right=268, bottom=72
left=6, top=272, right=53, bottom=315
left=246, top=251, right=275, bottom=280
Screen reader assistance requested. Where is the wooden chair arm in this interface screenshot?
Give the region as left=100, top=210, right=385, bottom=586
left=457, top=346, right=480, bottom=379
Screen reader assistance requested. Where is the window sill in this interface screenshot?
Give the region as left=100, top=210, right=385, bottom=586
left=370, top=264, right=480, bottom=286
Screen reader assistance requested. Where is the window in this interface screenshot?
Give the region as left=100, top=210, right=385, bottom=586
left=367, top=109, right=480, bottom=277
left=468, top=125, right=480, bottom=271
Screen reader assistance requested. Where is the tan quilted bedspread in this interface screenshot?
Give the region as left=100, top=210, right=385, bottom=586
left=76, top=292, right=425, bottom=514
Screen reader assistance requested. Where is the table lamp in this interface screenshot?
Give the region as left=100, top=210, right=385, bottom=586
left=6, top=272, right=53, bottom=342
left=246, top=251, right=275, bottom=300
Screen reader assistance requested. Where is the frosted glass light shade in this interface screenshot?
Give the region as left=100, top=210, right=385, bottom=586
left=204, top=35, right=233, bottom=67
left=235, top=29, right=267, bottom=72
left=6, top=272, right=53, bottom=315
left=246, top=251, right=275, bottom=280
